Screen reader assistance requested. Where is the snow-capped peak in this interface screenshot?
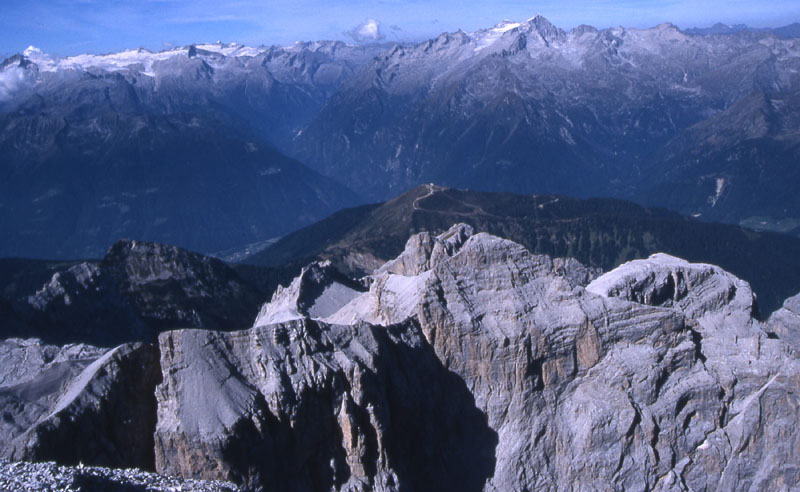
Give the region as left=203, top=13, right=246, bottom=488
left=193, top=42, right=265, bottom=58
left=472, top=19, right=525, bottom=51
left=55, top=47, right=191, bottom=76
left=471, top=14, right=564, bottom=52
left=9, top=42, right=273, bottom=78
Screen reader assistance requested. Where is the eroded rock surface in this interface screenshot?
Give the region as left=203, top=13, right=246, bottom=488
left=236, top=224, right=800, bottom=491
left=8, top=224, right=788, bottom=491
left=5, top=225, right=799, bottom=491
left=587, top=253, right=800, bottom=491
left=155, top=320, right=497, bottom=492
left=0, top=338, right=160, bottom=470
left=586, top=253, right=758, bottom=320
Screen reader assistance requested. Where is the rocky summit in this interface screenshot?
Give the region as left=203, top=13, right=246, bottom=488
left=3, top=239, right=267, bottom=346
left=2, top=224, right=799, bottom=491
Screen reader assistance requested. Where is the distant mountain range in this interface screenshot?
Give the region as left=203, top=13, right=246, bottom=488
left=292, top=16, right=800, bottom=229
left=685, top=22, right=800, bottom=38
left=0, top=42, right=382, bottom=258
left=1, top=16, right=800, bottom=259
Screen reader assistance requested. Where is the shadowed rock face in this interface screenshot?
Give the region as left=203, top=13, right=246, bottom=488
left=154, top=320, right=497, bottom=492
left=0, top=339, right=160, bottom=470
left=12, top=239, right=264, bottom=346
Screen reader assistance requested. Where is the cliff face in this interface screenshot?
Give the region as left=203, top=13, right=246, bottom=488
left=2, top=225, right=798, bottom=491
left=154, top=320, right=497, bottom=492
left=0, top=339, right=160, bottom=470
left=155, top=224, right=800, bottom=491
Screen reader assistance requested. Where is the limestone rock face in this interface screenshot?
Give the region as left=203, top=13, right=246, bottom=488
left=233, top=224, right=800, bottom=491
left=374, top=223, right=474, bottom=277
left=6, top=225, right=799, bottom=491
left=323, top=225, right=601, bottom=327
left=0, top=338, right=106, bottom=388
left=345, top=228, right=700, bottom=491
left=0, top=339, right=160, bottom=470
left=586, top=253, right=758, bottom=321
left=155, top=320, right=498, bottom=492
left=586, top=252, right=800, bottom=491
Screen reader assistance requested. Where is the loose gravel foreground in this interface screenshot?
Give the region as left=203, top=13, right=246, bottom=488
left=0, top=460, right=239, bottom=492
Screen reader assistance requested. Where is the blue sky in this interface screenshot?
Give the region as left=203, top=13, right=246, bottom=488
left=2, top=0, right=799, bottom=57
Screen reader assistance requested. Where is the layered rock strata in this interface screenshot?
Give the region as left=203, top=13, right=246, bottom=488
left=156, top=224, right=800, bottom=491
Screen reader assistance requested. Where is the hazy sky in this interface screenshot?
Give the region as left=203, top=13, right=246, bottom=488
left=2, top=0, right=799, bottom=57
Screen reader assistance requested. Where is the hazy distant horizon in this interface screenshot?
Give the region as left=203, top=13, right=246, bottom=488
left=2, top=0, right=799, bottom=58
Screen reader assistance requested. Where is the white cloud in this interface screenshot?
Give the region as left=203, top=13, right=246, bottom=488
left=0, top=65, right=30, bottom=101
left=346, top=19, right=385, bottom=43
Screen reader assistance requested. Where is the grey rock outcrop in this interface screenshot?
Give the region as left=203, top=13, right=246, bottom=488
left=155, top=320, right=498, bottom=491
left=0, top=338, right=106, bottom=388
left=6, top=226, right=799, bottom=491
left=374, top=223, right=475, bottom=277
left=237, top=224, right=800, bottom=491
left=0, top=338, right=160, bottom=470
left=586, top=253, right=758, bottom=320
left=586, top=252, right=800, bottom=491
left=322, top=224, right=604, bottom=328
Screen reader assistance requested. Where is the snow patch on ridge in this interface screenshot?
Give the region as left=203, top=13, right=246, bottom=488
left=473, top=20, right=522, bottom=51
